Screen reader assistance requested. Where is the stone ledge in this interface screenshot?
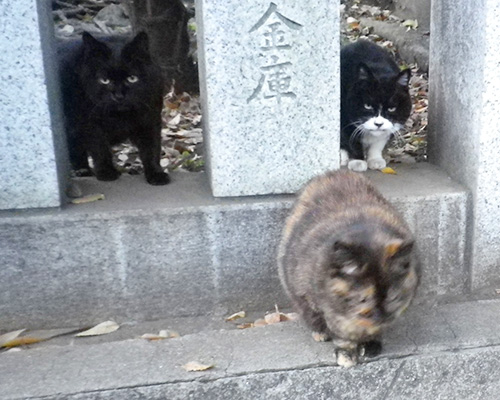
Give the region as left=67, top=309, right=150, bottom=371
left=1, top=299, right=500, bottom=399
left=0, top=163, right=469, bottom=329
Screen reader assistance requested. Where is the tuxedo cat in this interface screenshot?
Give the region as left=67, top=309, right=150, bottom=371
left=278, top=170, right=419, bottom=367
left=59, top=32, right=170, bottom=185
left=340, top=40, right=412, bottom=172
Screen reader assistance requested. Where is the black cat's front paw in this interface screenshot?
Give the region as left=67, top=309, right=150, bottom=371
left=360, top=340, right=382, bottom=358
left=95, top=168, right=121, bottom=181
left=146, top=171, right=170, bottom=186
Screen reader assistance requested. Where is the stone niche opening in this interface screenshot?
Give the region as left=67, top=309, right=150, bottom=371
left=49, top=0, right=341, bottom=202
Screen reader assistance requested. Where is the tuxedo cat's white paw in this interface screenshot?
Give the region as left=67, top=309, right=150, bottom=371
left=340, top=149, right=349, bottom=167
left=348, top=160, right=368, bottom=172
left=367, top=158, right=386, bottom=170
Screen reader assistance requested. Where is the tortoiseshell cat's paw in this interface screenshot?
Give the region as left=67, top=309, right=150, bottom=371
left=146, top=171, right=170, bottom=186
left=335, top=349, right=358, bottom=368
left=359, top=340, right=383, bottom=358
left=312, top=331, right=331, bottom=342
left=95, top=168, right=120, bottom=181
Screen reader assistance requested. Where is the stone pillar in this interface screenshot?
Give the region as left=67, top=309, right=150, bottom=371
left=428, top=0, right=500, bottom=289
left=196, top=0, right=339, bottom=196
left=0, top=0, right=67, bottom=210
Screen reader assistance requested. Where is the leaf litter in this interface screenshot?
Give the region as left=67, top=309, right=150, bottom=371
left=231, top=305, right=299, bottom=330
left=0, top=327, right=82, bottom=349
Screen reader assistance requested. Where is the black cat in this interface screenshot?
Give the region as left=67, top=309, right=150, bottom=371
left=59, top=32, right=170, bottom=185
left=340, top=40, right=412, bottom=172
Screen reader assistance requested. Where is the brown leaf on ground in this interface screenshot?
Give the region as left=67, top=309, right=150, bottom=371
left=182, top=361, right=215, bottom=372
left=0, top=330, right=26, bottom=347
left=253, top=318, right=267, bottom=327
left=1, top=328, right=82, bottom=348
left=141, top=330, right=180, bottom=341
left=225, top=311, right=246, bottom=322
left=236, top=322, right=254, bottom=329
left=71, top=193, right=105, bottom=204
left=75, top=321, right=119, bottom=337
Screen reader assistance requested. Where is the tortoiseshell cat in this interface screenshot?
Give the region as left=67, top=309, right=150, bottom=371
left=59, top=32, right=170, bottom=185
left=278, top=170, right=419, bottom=367
left=340, top=40, right=412, bottom=172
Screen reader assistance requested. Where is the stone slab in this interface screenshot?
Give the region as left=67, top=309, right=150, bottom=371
left=0, top=164, right=468, bottom=330
left=429, top=0, right=500, bottom=289
left=195, top=0, right=340, bottom=196
left=2, top=299, right=500, bottom=399
left=0, top=0, right=67, bottom=210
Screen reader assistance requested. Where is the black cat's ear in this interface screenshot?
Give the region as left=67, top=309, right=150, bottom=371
left=122, top=31, right=151, bottom=62
left=82, top=31, right=110, bottom=59
left=357, top=63, right=374, bottom=81
left=396, top=68, right=411, bottom=88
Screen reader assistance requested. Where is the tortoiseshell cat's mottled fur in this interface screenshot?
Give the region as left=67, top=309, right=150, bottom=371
left=278, top=170, right=419, bottom=367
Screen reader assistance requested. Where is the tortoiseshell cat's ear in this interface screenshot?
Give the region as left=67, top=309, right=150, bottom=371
left=384, top=239, right=414, bottom=260
left=122, top=32, right=152, bottom=63
left=81, top=31, right=110, bottom=59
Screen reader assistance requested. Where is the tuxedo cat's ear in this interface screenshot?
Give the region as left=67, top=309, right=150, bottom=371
left=122, top=32, right=152, bottom=62
left=357, top=63, right=374, bottom=81
left=396, top=68, right=411, bottom=88
left=82, top=31, right=110, bottom=58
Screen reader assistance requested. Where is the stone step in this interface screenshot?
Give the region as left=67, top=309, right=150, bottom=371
left=2, top=299, right=500, bottom=399
left=0, top=163, right=468, bottom=329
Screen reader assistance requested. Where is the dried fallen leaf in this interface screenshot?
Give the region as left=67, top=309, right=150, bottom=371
left=237, top=322, right=254, bottom=329
left=141, top=330, right=180, bottom=340
left=402, top=19, right=418, bottom=30
left=282, top=312, right=300, bottom=321
left=264, top=312, right=282, bottom=325
left=1, top=327, right=81, bottom=348
left=381, top=167, right=397, bottom=175
left=71, top=193, right=105, bottom=204
left=182, top=361, right=215, bottom=372
left=1, top=337, right=45, bottom=348
left=225, top=311, right=246, bottom=322
left=0, top=330, right=25, bottom=347
left=253, top=318, right=267, bottom=327
left=75, top=321, right=119, bottom=337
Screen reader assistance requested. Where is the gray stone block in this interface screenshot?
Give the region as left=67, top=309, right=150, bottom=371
left=195, top=0, right=340, bottom=196
left=0, top=0, right=67, bottom=210
left=429, top=0, right=500, bottom=289
left=0, top=164, right=468, bottom=330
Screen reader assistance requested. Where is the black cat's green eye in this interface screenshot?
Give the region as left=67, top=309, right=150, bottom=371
left=388, top=106, right=397, bottom=112
left=127, top=75, right=139, bottom=83
left=364, top=104, right=373, bottom=110
left=98, top=77, right=110, bottom=85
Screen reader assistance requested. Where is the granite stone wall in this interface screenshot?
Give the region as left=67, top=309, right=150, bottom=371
left=196, top=0, right=340, bottom=196
left=0, top=0, right=67, bottom=210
